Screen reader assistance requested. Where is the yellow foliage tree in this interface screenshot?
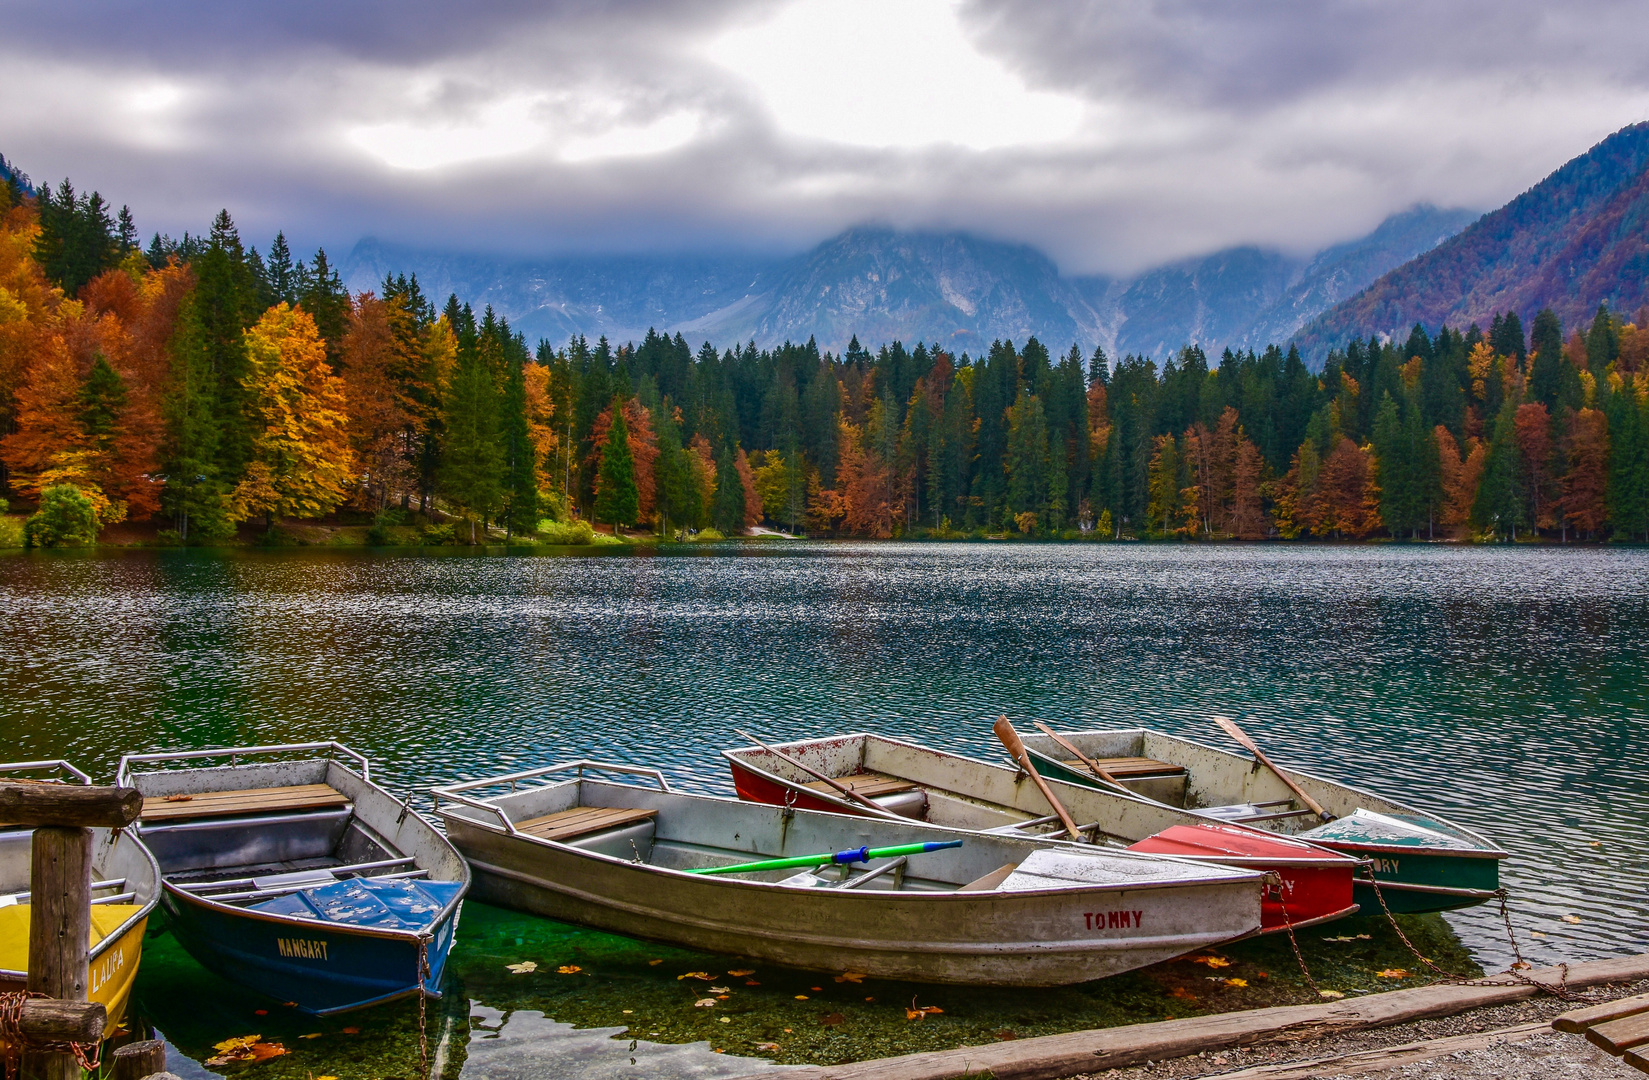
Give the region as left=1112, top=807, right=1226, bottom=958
left=230, top=304, right=354, bottom=527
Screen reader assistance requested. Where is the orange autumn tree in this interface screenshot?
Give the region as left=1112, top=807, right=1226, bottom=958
left=1562, top=408, right=1610, bottom=537
left=591, top=397, right=659, bottom=524
left=1316, top=438, right=1382, bottom=538
left=230, top=304, right=354, bottom=528
left=1435, top=426, right=1486, bottom=537
left=340, top=293, right=416, bottom=509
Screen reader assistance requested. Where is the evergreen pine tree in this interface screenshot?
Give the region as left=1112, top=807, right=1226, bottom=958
left=500, top=351, right=539, bottom=536
left=710, top=443, right=745, bottom=534
left=266, top=232, right=298, bottom=305
left=439, top=328, right=504, bottom=542
left=1371, top=393, right=1411, bottom=537
left=1528, top=308, right=1565, bottom=409
left=298, top=248, right=350, bottom=365
left=594, top=400, right=640, bottom=529
left=1473, top=402, right=1524, bottom=539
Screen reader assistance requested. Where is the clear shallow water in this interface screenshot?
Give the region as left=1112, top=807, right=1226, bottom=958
left=2, top=543, right=1646, bottom=1070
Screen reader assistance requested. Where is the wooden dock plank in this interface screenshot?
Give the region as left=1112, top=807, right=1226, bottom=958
left=1586, top=1011, right=1649, bottom=1055
left=1554, top=991, right=1649, bottom=1033
left=140, top=784, right=348, bottom=821
left=1623, top=1047, right=1649, bottom=1075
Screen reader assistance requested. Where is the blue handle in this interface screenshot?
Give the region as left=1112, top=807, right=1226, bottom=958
left=832, top=846, right=871, bottom=865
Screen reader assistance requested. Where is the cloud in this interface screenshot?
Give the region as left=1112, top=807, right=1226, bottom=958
left=4, top=0, right=1649, bottom=273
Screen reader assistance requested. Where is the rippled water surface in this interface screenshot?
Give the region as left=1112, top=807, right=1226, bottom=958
left=2, top=543, right=1646, bottom=1070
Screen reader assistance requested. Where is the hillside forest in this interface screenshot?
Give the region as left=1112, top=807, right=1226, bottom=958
left=3, top=172, right=1649, bottom=547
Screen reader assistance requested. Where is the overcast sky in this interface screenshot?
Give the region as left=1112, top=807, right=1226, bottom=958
left=6, top=0, right=1649, bottom=274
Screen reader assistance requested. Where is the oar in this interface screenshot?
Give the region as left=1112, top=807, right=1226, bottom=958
left=1212, top=716, right=1333, bottom=822
left=688, top=840, right=963, bottom=876
left=734, top=729, right=887, bottom=814
left=1031, top=722, right=1135, bottom=795
left=993, top=716, right=1084, bottom=841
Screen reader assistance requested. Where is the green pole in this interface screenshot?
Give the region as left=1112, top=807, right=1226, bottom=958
left=687, top=840, right=963, bottom=876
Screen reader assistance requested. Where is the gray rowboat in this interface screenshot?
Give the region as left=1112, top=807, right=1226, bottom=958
left=432, top=761, right=1265, bottom=986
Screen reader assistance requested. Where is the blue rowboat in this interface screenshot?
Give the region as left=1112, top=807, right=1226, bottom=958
left=120, top=743, right=469, bottom=1015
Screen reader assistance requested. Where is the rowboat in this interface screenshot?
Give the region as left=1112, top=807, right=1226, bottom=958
left=0, top=760, right=161, bottom=1039
left=432, top=761, right=1265, bottom=986
left=1018, top=726, right=1507, bottom=914
left=118, top=743, right=469, bottom=1014
left=723, top=733, right=1360, bottom=932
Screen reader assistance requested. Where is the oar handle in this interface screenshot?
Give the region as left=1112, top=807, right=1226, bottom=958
left=1213, top=716, right=1332, bottom=821
left=994, top=716, right=1084, bottom=841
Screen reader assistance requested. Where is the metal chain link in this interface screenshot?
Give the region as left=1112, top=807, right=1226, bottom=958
left=418, top=938, right=431, bottom=1078
left=1270, top=876, right=1323, bottom=999
left=0, top=990, right=102, bottom=1078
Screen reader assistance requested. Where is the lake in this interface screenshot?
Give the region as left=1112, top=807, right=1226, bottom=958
left=2, top=542, right=1645, bottom=1075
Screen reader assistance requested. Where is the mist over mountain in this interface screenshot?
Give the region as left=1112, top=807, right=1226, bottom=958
left=343, top=205, right=1476, bottom=362
left=1298, top=122, right=1649, bottom=355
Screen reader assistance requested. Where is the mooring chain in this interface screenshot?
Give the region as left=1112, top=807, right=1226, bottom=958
left=0, top=990, right=102, bottom=1078
left=1360, top=869, right=1466, bottom=982
left=1269, top=875, right=1323, bottom=999
left=418, top=938, right=432, bottom=1079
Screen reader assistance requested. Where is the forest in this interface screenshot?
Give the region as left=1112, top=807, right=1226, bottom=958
left=2, top=168, right=1648, bottom=547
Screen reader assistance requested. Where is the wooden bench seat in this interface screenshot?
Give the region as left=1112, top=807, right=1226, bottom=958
left=800, top=773, right=918, bottom=798
left=517, top=805, right=658, bottom=843
left=140, top=784, right=350, bottom=822
left=1061, top=756, right=1187, bottom=779
left=1552, top=989, right=1649, bottom=1074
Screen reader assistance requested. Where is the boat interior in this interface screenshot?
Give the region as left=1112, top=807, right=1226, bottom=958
left=124, top=755, right=444, bottom=914
left=436, top=764, right=1255, bottom=896
left=0, top=761, right=159, bottom=978
left=728, top=735, right=1240, bottom=849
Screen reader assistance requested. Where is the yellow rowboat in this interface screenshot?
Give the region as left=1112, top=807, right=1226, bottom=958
left=0, top=761, right=162, bottom=1040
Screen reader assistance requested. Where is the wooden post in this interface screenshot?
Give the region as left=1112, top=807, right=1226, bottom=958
left=112, top=1039, right=167, bottom=1080
left=22, top=826, right=93, bottom=1080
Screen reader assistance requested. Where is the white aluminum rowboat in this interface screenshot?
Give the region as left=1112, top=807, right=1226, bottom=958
left=432, top=761, right=1264, bottom=987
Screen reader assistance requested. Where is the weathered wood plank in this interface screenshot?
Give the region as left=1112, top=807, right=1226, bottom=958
left=1061, top=757, right=1187, bottom=779
left=111, top=1039, right=168, bottom=1080
left=725, top=954, right=1649, bottom=1080
left=1206, top=1020, right=1549, bottom=1079
left=1623, top=1046, right=1649, bottom=1075
left=0, top=783, right=141, bottom=829
left=1586, top=1010, right=1649, bottom=1055
left=1553, top=991, right=1649, bottom=1033
left=800, top=774, right=917, bottom=798
left=14, top=999, right=106, bottom=1044
left=139, top=784, right=347, bottom=821
left=517, top=806, right=658, bottom=842
left=23, top=825, right=92, bottom=1080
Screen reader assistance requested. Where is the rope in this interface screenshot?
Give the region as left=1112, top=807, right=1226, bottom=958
left=0, top=991, right=102, bottom=1079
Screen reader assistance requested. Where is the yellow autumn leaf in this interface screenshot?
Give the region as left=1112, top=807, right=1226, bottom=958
left=1375, top=969, right=1411, bottom=979
left=1562, top=914, right=1581, bottom=924
left=211, top=1035, right=261, bottom=1053
left=1188, top=955, right=1232, bottom=968
left=1319, top=990, right=1345, bottom=999
left=505, top=961, right=537, bottom=974
left=1224, top=978, right=1248, bottom=987
left=727, top=969, right=755, bottom=976
left=679, top=971, right=714, bottom=981
left=557, top=965, right=582, bottom=974
left=834, top=971, right=867, bottom=983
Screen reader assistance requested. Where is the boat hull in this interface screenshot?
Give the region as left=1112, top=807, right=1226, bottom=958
left=725, top=745, right=1356, bottom=935
left=446, top=815, right=1254, bottom=987
left=160, top=885, right=457, bottom=1014
left=1020, top=728, right=1508, bottom=915
left=0, top=913, right=149, bottom=1037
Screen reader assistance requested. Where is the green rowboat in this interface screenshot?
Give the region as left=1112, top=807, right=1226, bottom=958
left=1019, top=727, right=1506, bottom=914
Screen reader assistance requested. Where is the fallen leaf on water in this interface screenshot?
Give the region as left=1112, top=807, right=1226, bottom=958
left=794, top=995, right=809, bottom=1000
left=716, top=995, right=730, bottom=1001
left=649, top=959, right=663, bottom=966
left=719, top=1017, right=731, bottom=1023
left=709, top=986, right=731, bottom=993
left=1375, top=969, right=1411, bottom=979
left=810, top=986, right=823, bottom=992
left=341, top=1027, right=359, bottom=1034
left=820, top=1013, right=845, bottom=1026
left=1224, top=978, right=1248, bottom=988
left=996, top=1030, right=1018, bottom=1041
left=756, top=1042, right=781, bottom=1051
left=1322, top=933, right=1373, bottom=942
left=300, top=1033, right=322, bottom=1040
left=1531, top=931, right=1548, bottom=939
left=506, top=961, right=537, bottom=974
left=864, top=996, right=875, bottom=1002
left=1588, top=841, right=1602, bottom=847
left=1511, top=961, right=1533, bottom=970
left=679, top=972, right=714, bottom=981
left=1188, top=955, right=1232, bottom=968
left=317, top=1076, right=338, bottom=1080
left=783, top=1028, right=793, bottom=1033
left=727, top=969, right=755, bottom=977
left=905, top=998, right=944, bottom=1021
left=557, top=965, right=582, bottom=974
left=1319, top=990, right=1345, bottom=999
left=254, top=1009, right=267, bottom=1016
left=204, top=1035, right=288, bottom=1066
left=1562, top=914, right=1582, bottom=924
left=745, top=980, right=761, bottom=986
left=622, top=1009, right=633, bottom=1014
left=1170, top=986, right=1199, bottom=1002
left=834, top=971, right=867, bottom=984
left=694, top=998, right=717, bottom=1008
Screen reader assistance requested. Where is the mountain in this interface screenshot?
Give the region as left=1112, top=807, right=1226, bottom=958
left=1296, top=122, right=1649, bottom=355
left=342, top=207, right=1474, bottom=359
